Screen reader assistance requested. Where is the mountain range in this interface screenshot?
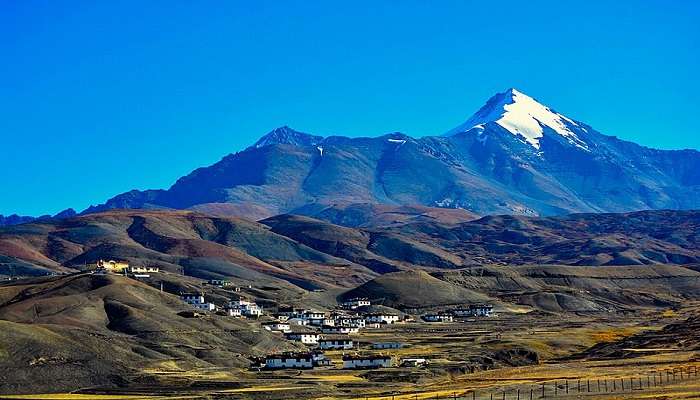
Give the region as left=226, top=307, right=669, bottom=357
left=77, top=88, right=700, bottom=221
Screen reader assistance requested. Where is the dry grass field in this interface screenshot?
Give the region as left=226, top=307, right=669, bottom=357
left=19, top=303, right=688, bottom=400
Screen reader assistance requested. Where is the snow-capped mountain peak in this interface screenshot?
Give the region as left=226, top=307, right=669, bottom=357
left=447, top=88, right=588, bottom=151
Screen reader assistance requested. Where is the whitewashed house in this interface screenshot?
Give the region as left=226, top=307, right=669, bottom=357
left=287, top=317, right=309, bottom=326
left=341, top=298, right=371, bottom=309
left=308, top=317, right=335, bottom=327
left=372, top=342, right=403, bottom=350
left=336, top=316, right=366, bottom=328
left=321, top=325, right=359, bottom=335
left=343, top=354, right=392, bottom=369
left=423, top=313, right=453, bottom=323
left=365, top=313, right=400, bottom=324
left=130, top=266, right=159, bottom=274
left=225, top=307, right=242, bottom=317
left=284, top=331, right=322, bottom=345
left=400, top=358, right=428, bottom=367
left=304, top=311, right=326, bottom=320
left=228, top=298, right=263, bottom=317
left=318, top=336, right=354, bottom=350
left=471, top=304, right=494, bottom=317
left=453, top=304, right=494, bottom=317
left=263, top=322, right=291, bottom=332
left=264, top=352, right=314, bottom=369
left=180, top=293, right=216, bottom=312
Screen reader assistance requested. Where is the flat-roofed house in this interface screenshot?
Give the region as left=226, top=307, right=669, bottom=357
left=180, top=292, right=216, bottom=311
left=318, top=336, right=354, bottom=350
left=341, top=298, right=371, bottom=309
left=343, top=354, right=392, bottom=369
left=263, top=322, right=291, bottom=332
left=372, top=342, right=403, bottom=350
left=263, top=352, right=315, bottom=369
left=365, top=313, right=400, bottom=324
left=284, top=331, right=322, bottom=345
left=130, top=266, right=159, bottom=274
left=422, top=313, right=453, bottom=323
left=321, top=325, right=359, bottom=335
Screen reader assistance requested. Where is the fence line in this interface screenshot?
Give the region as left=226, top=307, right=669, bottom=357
left=354, top=364, right=699, bottom=400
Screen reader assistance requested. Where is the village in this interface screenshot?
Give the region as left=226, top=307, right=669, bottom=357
left=89, top=259, right=496, bottom=372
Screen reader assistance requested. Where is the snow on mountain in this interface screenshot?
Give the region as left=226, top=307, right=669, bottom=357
left=446, top=88, right=589, bottom=151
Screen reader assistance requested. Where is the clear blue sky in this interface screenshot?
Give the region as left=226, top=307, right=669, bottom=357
left=1, top=1, right=698, bottom=216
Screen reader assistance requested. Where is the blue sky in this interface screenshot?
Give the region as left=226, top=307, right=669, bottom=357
left=1, top=1, right=698, bottom=216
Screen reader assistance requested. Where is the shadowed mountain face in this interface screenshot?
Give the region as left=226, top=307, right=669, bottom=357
left=83, top=89, right=700, bottom=220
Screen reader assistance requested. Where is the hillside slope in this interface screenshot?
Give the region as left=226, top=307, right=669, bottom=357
left=0, top=273, right=298, bottom=394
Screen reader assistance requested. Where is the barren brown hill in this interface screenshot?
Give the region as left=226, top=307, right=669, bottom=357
left=304, top=202, right=479, bottom=228
left=0, top=273, right=299, bottom=394
left=2, top=210, right=700, bottom=284
left=386, top=210, right=700, bottom=266
left=0, top=210, right=376, bottom=289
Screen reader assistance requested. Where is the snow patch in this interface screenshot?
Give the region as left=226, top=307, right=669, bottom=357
left=317, top=146, right=324, bottom=156
left=387, top=139, right=407, bottom=145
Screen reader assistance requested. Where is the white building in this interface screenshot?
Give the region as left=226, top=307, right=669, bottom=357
left=208, top=279, right=233, bottom=287
left=453, top=304, right=494, bottom=317
left=228, top=298, right=263, bottom=317
left=130, top=266, right=159, bottom=274
left=336, top=316, right=366, bottom=328
left=423, top=314, right=453, bottom=323
left=182, top=293, right=205, bottom=304
left=341, top=298, right=371, bottom=309
left=400, top=358, right=428, bottom=367
left=304, top=311, right=326, bottom=320
left=318, top=336, right=354, bottom=350
left=365, top=313, right=400, bottom=324
left=263, top=322, right=291, bottom=332
left=471, top=304, right=494, bottom=317
left=308, top=317, right=335, bottom=327
left=287, top=317, right=309, bottom=326
left=181, top=293, right=216, bottom=312
left=284, top=331, right=322, bottom=345
left=264, top=352, right=314, bottom=369
left=225, top=307, right=242, bottom=317
left=321, top=325, right=359, bottom=335
left=372, top=342, right=403, bottom=350
left=343, top=354, right=392, bottom=369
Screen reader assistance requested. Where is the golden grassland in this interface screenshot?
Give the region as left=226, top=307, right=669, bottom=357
left=4, top=305, right=698, bottom=399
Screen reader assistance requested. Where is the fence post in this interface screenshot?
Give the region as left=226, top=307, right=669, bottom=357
left=554, top=381, right=557, bottom=396
left=577, top=379, right=580, bottom=392
left=517, top=388, right=520, bottom=400
left=597, top=379, right=600, bottom=392
left=604, top=379, right=608, bottom=392
left=613, top=378, right=616, bottom=391
left=587, top=379, right=590, bottom=392
left=565, top=380, right=568, bottom=394
left=541, top=383, right=545, bottom=398
left=530, top=388, right=533, bottom=400
left=621, top=378, right=625, bottom=391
